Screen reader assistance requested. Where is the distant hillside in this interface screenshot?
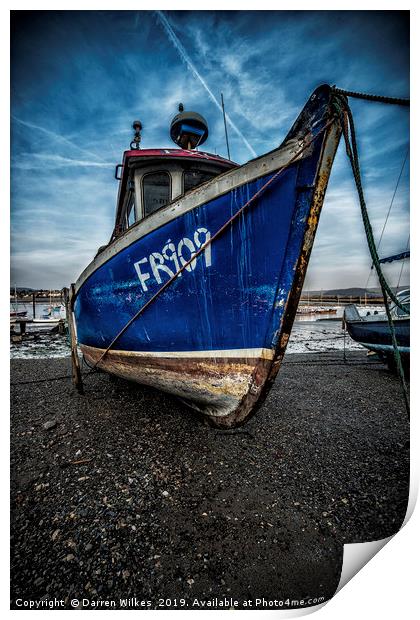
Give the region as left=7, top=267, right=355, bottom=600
left=10, top=287, right=35, bottom=293
left=303, top=286, right=409, bottom=297
left=10, top=287, right=67, bottom=294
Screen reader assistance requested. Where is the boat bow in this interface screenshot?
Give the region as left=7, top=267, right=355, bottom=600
left=72, top=85, right=343, bottom=427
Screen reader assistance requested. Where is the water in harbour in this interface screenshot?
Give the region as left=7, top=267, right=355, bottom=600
left=10, top=300, right=66, bottom=320
left=10, top=302, right=384, bottom=359
left=10, top=301, right=70, bottom=359
left=288, top=305, right=384, bottom=353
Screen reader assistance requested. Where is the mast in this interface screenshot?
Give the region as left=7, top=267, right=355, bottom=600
left=220, top=93, right=231, bottom=160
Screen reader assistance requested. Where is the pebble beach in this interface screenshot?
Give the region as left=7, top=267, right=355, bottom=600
left=10, top=351, right=409, bottom=610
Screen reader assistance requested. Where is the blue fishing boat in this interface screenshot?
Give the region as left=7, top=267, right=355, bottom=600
left=70, top=84, right=342, bottom=427
left=344, top=288, right=410, bottom=370
left=343, top=248, right=410, bottom=371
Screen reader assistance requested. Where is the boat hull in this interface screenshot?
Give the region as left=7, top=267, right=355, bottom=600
left=345, top=317, right=410, bottom=354
left=74, top=85, right=342, bottom=427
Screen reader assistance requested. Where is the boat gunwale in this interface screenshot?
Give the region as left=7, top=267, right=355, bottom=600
left=346, top=315, right=410, bottom=325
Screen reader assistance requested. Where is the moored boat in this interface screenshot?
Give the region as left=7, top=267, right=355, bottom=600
left=344, top=288, right=410, bottom=371
left=296, top=306, right=337, bottom=315
left=11, top=285, right=28, bottom=319
left=70, top=84, right=342, bottom=427
left=42, top=304, right=65, bottom=320
left=10, top=310, right=28, bottom=318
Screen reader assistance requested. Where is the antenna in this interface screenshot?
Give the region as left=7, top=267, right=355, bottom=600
left=220, top=92, right=231, bottom=160
left=130, top=120, right=143, bottom=149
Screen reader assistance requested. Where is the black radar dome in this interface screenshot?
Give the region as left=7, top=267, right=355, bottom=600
left=170, top=108, right=208, bottom=150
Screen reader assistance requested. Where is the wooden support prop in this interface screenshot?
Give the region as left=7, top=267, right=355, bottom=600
left=63, top=285, right=84, bottom=394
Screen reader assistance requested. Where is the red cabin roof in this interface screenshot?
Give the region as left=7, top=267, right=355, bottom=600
left=122, top=148, right=236, bottom=166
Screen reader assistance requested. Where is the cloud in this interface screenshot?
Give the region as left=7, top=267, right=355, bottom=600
left=155, top=10, right=257, bottom=158
left=11, top=116, right=107, bottom=162
left=12, top=153, right=115, bottom=171
left=10, top=10, right=409, bottom=290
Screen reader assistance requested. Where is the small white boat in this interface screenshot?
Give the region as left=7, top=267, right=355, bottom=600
left=32, top=318, right=62, bottom=325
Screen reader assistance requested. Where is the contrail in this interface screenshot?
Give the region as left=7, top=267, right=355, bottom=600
left=156, top=10, right=257, bottom=159
left=11, top=116, right=107, bottom=162
left=17, top=153, right=114, bottom=169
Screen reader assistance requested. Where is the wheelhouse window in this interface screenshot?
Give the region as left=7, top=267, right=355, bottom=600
left=127, top=204, right=136, bottom=227
left=183, top=169, right=217, bottom=194
left=126, top=192, right=136, bottom=228
left=143, top=171, right=170, bottom=216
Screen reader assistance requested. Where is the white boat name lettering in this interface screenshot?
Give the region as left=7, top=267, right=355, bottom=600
left=134, top=228, right=211, bottom=291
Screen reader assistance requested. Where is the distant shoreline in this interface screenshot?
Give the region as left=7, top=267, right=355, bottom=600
left=10, top=295, right=64, bottom=303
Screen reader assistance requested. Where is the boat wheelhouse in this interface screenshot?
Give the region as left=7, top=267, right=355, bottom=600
left=109, top=147, right=237, bottom=246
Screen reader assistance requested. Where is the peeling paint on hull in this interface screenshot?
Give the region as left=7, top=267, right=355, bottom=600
left=81, top=344, right=273, bottom=427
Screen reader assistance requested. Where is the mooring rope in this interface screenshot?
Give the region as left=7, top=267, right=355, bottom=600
left=88, top=117, right=336, bottom=372
left=333, top=87, right=410, bottom=107
left=333, top=94, right=408, bottom=314
left=332, top=91, right=410, bottom=414
left=365, top=147, right=409, bottom=290
left=10, top=356, right=387, bottom=386
left=376, top=147, right=409, bottom=255
left=396, top=235, right=410, bottom=291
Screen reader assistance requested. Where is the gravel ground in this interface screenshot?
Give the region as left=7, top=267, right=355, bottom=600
left=10, top=352, right=409, bottom=610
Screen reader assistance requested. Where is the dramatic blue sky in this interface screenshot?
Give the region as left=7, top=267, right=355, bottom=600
left=11, top=10, right=409, bottom=290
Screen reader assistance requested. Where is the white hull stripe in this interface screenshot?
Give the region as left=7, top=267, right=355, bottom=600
left=81, top=344, right=275, bottom=361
